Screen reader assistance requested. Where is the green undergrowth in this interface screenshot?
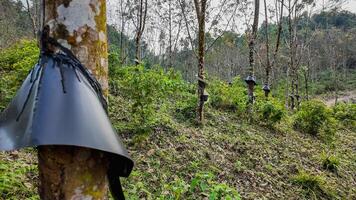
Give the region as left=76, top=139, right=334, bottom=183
left=116, top=108, right=355, bottom=199
left=0, top=149, right=38, bottom=200
left=291, top=170, right=333, bottom=199
left=0, top=40, right=38, bottom=111
left=0, top=40, right=355, bottom=199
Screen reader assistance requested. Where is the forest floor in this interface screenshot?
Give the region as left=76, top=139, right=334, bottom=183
left=0, top=103, right=355, bottom=200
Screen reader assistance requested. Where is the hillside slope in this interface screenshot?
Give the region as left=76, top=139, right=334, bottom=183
left=1, top=102, right=355, bottom=199
left=115, top=103, right=356, bottom=200
left=0, top=41, right=355, bottom=200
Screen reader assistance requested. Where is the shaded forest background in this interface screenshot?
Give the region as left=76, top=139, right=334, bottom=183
left=1, top=0, right=356, bottom=98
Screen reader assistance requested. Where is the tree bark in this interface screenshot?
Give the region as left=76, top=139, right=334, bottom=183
left=135, top=0, right=148, bottom=65
left=194, top=0, right=207, bottom=124
left=288, top=0, right=297, bottom=110
left=264, top=0, right=284, bottom=98
left=263, top=0, right=270, bottom=98
left=135, top=34, right=141, bottom=64
left=26, top=0, right=38, bottom=38
left=38, top=147, right=109, bottom=199
left=168, top=0, right=173, bottom=67
left=39, top=0, right=110, bottom=199
left=120, top=0, right=126, bottom=65
left=247, top=0, right=259, bottom=104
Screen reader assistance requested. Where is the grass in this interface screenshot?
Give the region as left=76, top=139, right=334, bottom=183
left=291, top=170, right=331, bottom=199
left=0, top=149, right=38, bottom=200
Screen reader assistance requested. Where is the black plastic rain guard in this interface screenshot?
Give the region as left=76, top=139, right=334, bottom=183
left=0, top=38, right=133, bottom=199
left=245, top=75, right=256, bottom=85
left=262, top=84, right=271, bottom=92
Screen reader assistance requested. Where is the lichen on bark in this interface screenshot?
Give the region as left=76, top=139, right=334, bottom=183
left=44, top=0, right=108, bottom=95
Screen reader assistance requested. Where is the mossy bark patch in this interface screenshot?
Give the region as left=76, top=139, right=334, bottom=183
left=38, top=146, right=109, bottom=200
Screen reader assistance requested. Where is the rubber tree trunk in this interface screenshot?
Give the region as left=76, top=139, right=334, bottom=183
left=265, top=0, right=283, bottom=99
left=287, top=0, right=296, bottom=110
left=304, top=70, right=309, bottom=101
left=135, top=35, right=141, bottom=65
left=38, top=0, right=110, bottom=199
left=247, top=37, right=256, bottom=104
left=194, top=0, right=207, bottom=124
left=247, top=0, right=259, bottom=106
left=134, top=0, right=148, bottom=65
left=263, top=0, right=270, bottom=98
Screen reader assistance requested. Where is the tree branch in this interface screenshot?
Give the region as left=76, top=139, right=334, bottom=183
left=178, top=0, right=198, bottom=58
left=205, top=2, right=238, bottom=53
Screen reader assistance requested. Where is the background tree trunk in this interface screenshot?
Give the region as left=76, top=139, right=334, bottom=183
left=194, top=0, right=207, bottom=124
left=247, top=0, right=259, bottom=105
left=263, top=0, right=284, bottom=98
left=168, top=0, right=172, bottom=67
left=25, top=0, right=38, bottom=38
left=263, top=0, right=270, bottom=98
left=38, top=0, right=110, bottom=199
left=134, top=0, right=148, bottom=64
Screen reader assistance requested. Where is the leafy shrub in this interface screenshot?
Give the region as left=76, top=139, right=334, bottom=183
left=319, top=117, right=337, bottom=146
left=110, top=65, right=189, bottom=131
left=0, top=40, right=39, bottom=110
left=108, top=45, right=121, bottom=70
left=125, top=172, right=241, bottom=200
left=189, top=172, right=241, bottom=200
left=174, top=91, right=197, bottom=123
left=254, top=99, right=285, bottom=126
left=332, top=103, right=356, bottom=128
left=207, top=76, right=247, bottom=113
left=293, top=100, right=333, bottom=136
left=162, top=177, right=190, bottom=199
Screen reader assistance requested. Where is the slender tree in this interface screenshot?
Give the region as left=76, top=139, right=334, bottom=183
left=286, top=0, right=299, bottom=109
left=25, top=0, right=39, bottom=38
left=154, top=0, right=183, bottom=68
left=193, top=0, right=208, bottom=123
left=179, top=0, right=250, bottom=121
left=262, top=0, right=284, bottom=98
left=119, top=0, right=129, bottom=64
left=246, top=0, right=259, bottom=105
left=168, top=0, right=173, bottom=67
left=286, top=0, right=315, bottom=109
left=131, top=0, right=148, bottom=64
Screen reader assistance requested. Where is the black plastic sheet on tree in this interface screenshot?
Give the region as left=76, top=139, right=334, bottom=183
left=0, top=42, right=133, bottom=199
